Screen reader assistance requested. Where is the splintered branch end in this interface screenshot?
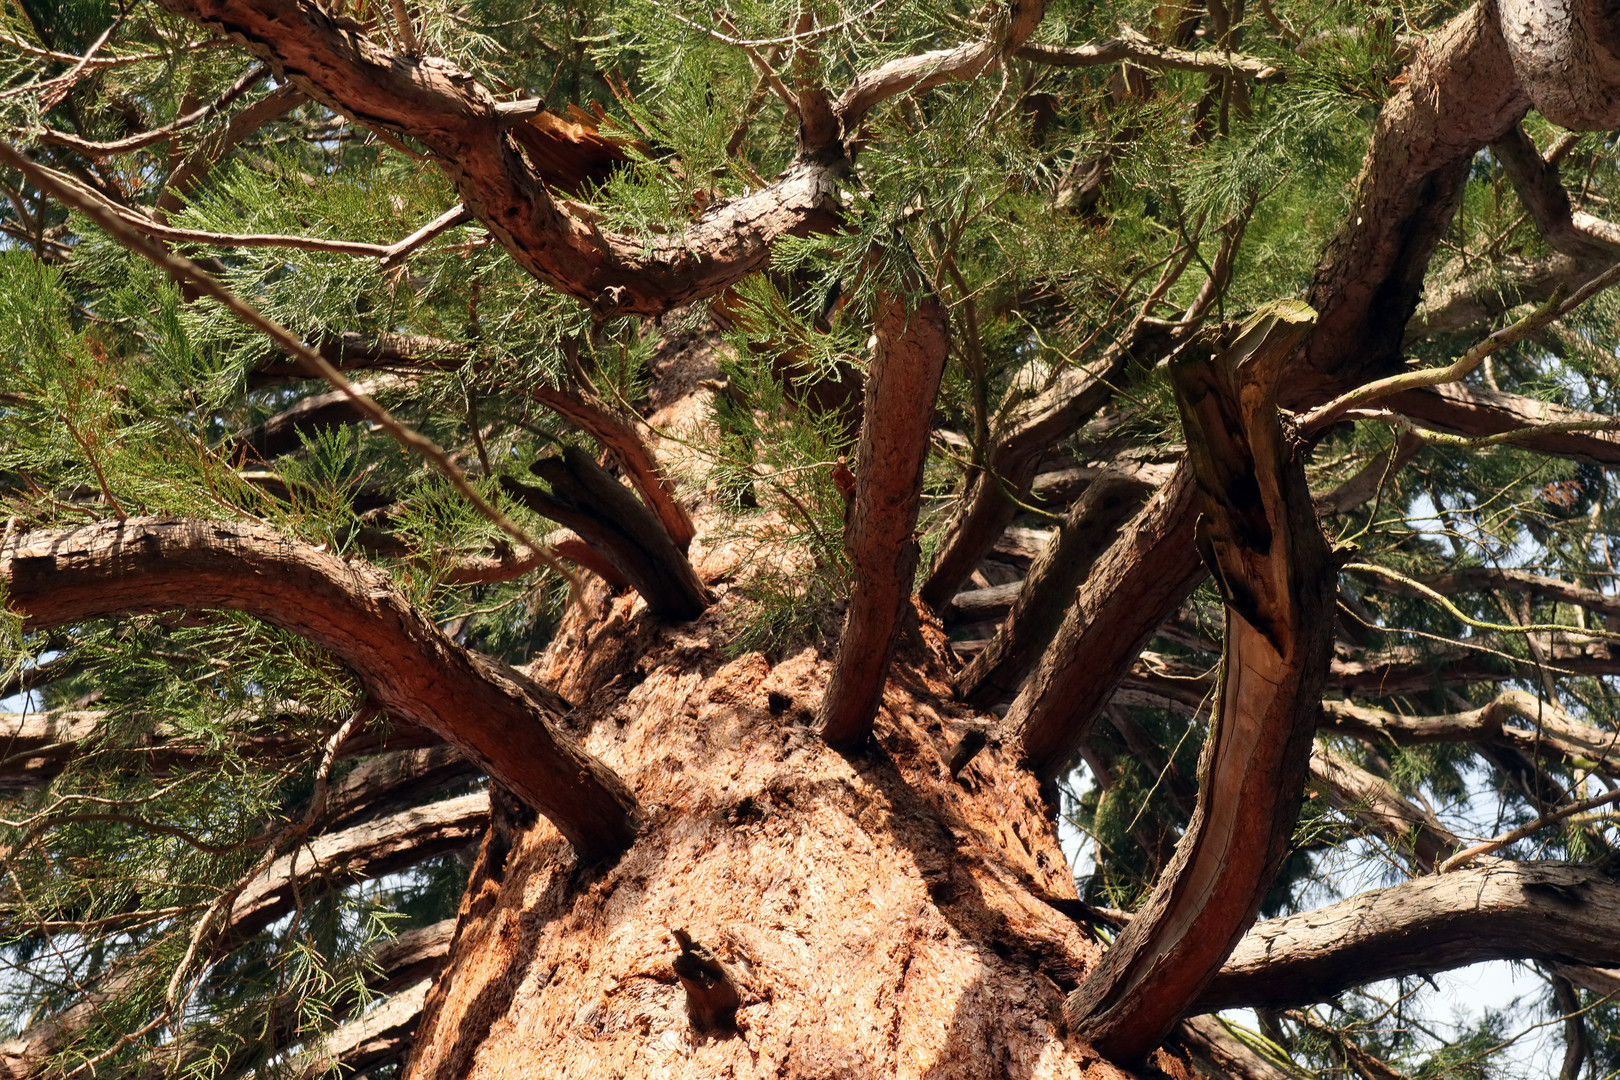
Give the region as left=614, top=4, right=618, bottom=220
left=671, top=929, right=742, bottom=1034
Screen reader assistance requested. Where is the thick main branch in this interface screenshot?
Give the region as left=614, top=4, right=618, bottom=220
left=153, top=0, right=841, bottom=317
left=1198, top=861, right=1620, bottom=1011
left=819, top=293, right=949, bottom=748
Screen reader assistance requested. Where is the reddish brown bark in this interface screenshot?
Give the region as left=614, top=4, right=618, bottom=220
left=1390, top=383, right=1620, bottom=466
left=957, top=470, right=1155, bottom=706
left=403, top=604, right=1175, bottom=1080
left=819, top=294, right=950, bottom=748
left=1497, top=0, right=1620, bottom=129
left=501, top=446, right=710, bottom=621
left=1298, top=4, right=1529, bottom=403
left=920, top=344, right=1136, bottom=612
left=153, top=0, right=842, bottom=317
left=1003, top=462, right=1203, bottom=778
left=1066, top=303, right=1337, bottom=1062
left=0, top=518, right=640, bottom=858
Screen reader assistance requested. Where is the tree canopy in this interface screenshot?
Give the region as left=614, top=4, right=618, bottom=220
left=3, top=0, right=1620, bottom=1077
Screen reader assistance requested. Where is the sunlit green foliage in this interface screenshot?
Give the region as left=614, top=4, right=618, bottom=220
left=2, top=0, right=1619, bottom=1074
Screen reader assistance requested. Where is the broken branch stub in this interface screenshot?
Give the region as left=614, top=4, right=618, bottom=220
left=1066, top=301, right=1337, bottom=1062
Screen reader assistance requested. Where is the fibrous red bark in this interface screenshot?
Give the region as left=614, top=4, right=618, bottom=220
left=405, top=621, right=1159, bottom=1080
left=819, top=293, right=950, bottom=748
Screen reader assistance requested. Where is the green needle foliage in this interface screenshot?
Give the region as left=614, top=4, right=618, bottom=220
left=1, top=0, right=1620, bottom=1075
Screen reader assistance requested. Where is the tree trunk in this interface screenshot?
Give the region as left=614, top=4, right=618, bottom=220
left=401, top=586, right=1190, bottom=1080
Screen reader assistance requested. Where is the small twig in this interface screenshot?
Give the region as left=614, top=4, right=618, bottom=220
left=716, top=14, right=799, bottom=114
left=34, top=65, right=267, bottom=156
left=22, top=155, right=467, bottom=263
left=1439, top=788, right=1620, bottom=872
left=59, top=415, right=127, bottom=520
left=163, top=707, right=366, bottom=1006
left=1383, top=413, right=1620, bottom=452
left=644, top=0, right=886, bottom=47
left=1306, top=257, right=1620, bottom=432
left=1344, top=562, right=1620, bottom=642
left=387, top=0, right=420, bottom=56
left=0, top=11, right=122, bottom=104
left=0, top=33, right=221, bottom=69
left=379, top=203, right=471, bottom=267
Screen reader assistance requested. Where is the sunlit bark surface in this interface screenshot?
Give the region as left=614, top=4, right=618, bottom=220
left=406, top=593, right=1171, bottom=1080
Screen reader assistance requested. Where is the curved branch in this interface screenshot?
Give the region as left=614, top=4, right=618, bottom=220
left=1492, top=122, right=1620, bottom=260
left=243, top=337, right=695, bottom=554
left=1310, top=744, right=1460, bottom=871
left=153, top=0, right=841, bottom=317
left=1299, top=4, right=1528, bottom=404
left=500, top=447, right=710, bottom=620
left=835, top=0, right=1047, bottom=130
left=532, top=384, right=696, bottom=551
left=0, top=794, right=476, bottom=1080
left=37, top=64, right=267, bottom=156
left=1322, top=691, right=1620, bottom=780
left=920, top=344, right=1133, bottom=611
left=1408, top=253, right=1596, bottom=341
left=230, top=792, right=487, bottom=940
left=1389, top=383, right=1620, bottom=466
left=1004, top=461, right=1204, bottom=778
left=956, top=470, right=1154, bottom=705
left=1067, top=302, right=1337, bottom=1061
left=1198, top=861, right=1620, bottom=1011
left=0, top=518, right=641, bottom=859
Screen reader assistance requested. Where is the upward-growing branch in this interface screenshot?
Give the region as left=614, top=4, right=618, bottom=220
left=1066, top=301, right=1336, bottom=1061
left=0, top=518, right=642, bottom=859
left=819, top=292, right=949, bottom=749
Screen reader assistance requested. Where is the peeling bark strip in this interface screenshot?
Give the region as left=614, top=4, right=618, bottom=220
left=1199, top=861, right=1620, bottom=1011
left=153, top=0, right=843, bottom=317
left=0, top=519, right=641, bottom=859
left=819, top=295, right=949, bottom=748
left=1067, top=302, right=1337, bottom=1062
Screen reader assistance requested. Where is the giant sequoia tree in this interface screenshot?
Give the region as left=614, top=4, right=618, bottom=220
left=5, top=0, right=1620, bottom=1076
